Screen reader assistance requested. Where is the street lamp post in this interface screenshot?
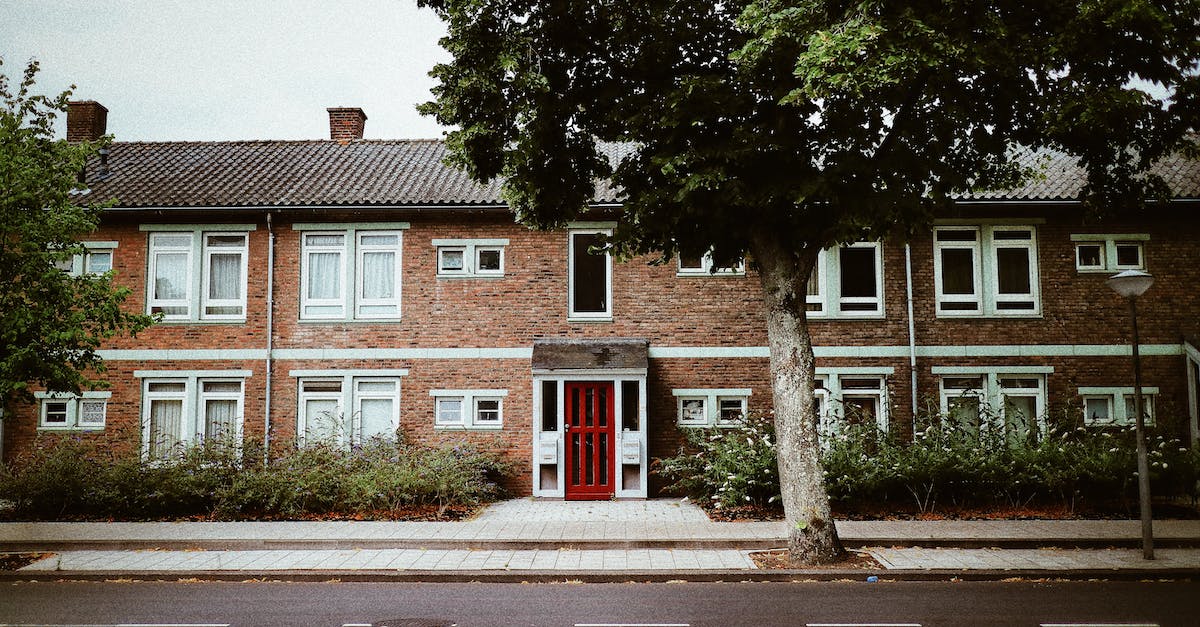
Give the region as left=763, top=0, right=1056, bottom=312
left=1106, top=269, right=1155, bottom=560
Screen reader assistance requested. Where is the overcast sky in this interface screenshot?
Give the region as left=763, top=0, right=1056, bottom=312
left=0, top=0, right=451, bottom=141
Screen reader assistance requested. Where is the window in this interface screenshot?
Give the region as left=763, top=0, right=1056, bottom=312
left=807, top=242, right=884, bottom=317
left=299, top=226, right=404, bottom=320
left=672, top=389, right=751, bottom=427
left=138, top=373, right=247, bottom=459
left=430, top=389, right=508, bottom=429
left=934, top=226, right=1039, bottom=316
left=35, top=392, right=110, bottom=431
left=1080, top=386, right=1157, bottom=427
left=146, top=229, right=249, bottom=321
left=569, top=229, right=612, bottom=319
left=1072, top=234, right=1148, bottom=273
left=814, top=372, right=889, bottom=438
left=54, top=241, right=117, bottom=277
left=298, top=377, right=401, bottom=444
left=936, top=369, right=1048, bottom=441
left=677, top=251, right=745, bottom=276
left=433, top=239, right=508, bottom=277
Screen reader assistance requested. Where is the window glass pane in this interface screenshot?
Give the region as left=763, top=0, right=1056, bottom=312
left=155, top=234, right=192, bottom=247
left=439, top=249, right=465, bottom=271
left=807, top=263, right=821, bottom=297
left=154, top=252, right=189, bottom=300
left=1115, top=243, right=1142, bottom=267
left=996, top=248, right=1031, bottom=295
left=679, top=254, right=704, bottom=270
left=202, top=381, right=242, bottom=393
left=475, top=399, right=501, bottom=423
left=947, top=396, right=981, bottom=434
left=679, top=398, right=706, bottom=423
left=307, top=252, right=341, bottom=299
left=207, top=253, right=242, bottom=300
left=993, top=229, right=1032, bottom=240
left=1085, top=397, right=1111, bottom=424
left=999, top=378, right=1039, bottom=389
left=361, top=251, right=395, bottom=299
left=79, top=400, right=106, bottom=425
left=149, top=398, right=184, bottom=458
left=477, top=248, right=502, bottom=271
left=542, top=381, right=558, bottom=431
left=438, top=398, right=464, bottom=424
left=940, top=249, right=975, bottom=295
left=359, top=398, right=394, bottom=439
left=206, top=235, right=245, bottom=247
left=302, top=380, right=342, bottom=393
left=304, top=398, right=342, bottom=442
left=718, top=398, right=745, bottom=422
left=843, top=396, right=877, bottom=426
left=356, top=381, right=395, bottom=392
left=360, top=234, right=398, bottom=246
left=204, top=399, right=239, bottom=439
left=86, top=251, right=113, bottom=273
left=936, top=230, right=977, bottom=242
left=306, top=234, right=344, bottom=247
left=839, top=247, right=877, bottom=298
left=943, top=377, right=984, bottom=390
left=571, top=233, right=608, bottom=313
left=621, top=381, right=639, bottom=431
left=1003, top=395, right=1037, bottom=441
left=44, top=401, right=69, bottom=424
left=147, top=382, right=186, bottom=392
left=1076, top=244, right=1103, bottom=268
left=841, top=378, right=881, bottom=390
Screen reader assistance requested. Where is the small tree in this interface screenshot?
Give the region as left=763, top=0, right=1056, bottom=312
left=0, top=59, right=153, bottom=410
left=418, top=0, right=1199, bottom=563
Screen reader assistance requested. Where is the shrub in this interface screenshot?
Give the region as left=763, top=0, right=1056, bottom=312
left=655, top=411, right=781, bottom=509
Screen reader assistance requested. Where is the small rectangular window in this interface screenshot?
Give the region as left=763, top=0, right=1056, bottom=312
left=1076, top=244, right=1105, bottom=271
left=678, top=398, right=707, bottom=425
left=1084, top=396, right=1113, bottom=425
left=1115, top=243, right=1144, bottom=269
left=476, top=247, right=503, bottom=274
left=717, top=397, right=746, bottom=424
left=85, top=250, right=113, bottom=274
left=438, top=247, right=467, bottom=274
left=434, top=239, right=508, bottom=278
left=1072, top=235, right=1148, bottom=272
left=78, top=399, right=107, bottom=426
left=43, top=401, right=69, bottom=425
left=432, top=389, right=508, bottom=429
left=436, top=397, right=464, bottom=426
left=474, top=398, right=502, bottom=425
left=1123, top=394, right=1155, bottom=426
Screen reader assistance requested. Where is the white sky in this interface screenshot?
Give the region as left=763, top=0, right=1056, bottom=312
left=0, top=0, right=451, bottom=141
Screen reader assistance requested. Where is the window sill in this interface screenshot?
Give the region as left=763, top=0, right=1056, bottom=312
left=434, top=424, right=503, bottom=431
left=675, top=272, right=746, bottom=278
left=567, top=316, right=614, bottom=324
left=297, top=318, right=404, bottom=324
left=38, top=425, right=104, bottom=432
left=152, top=319, right=248, bottom=325
left=935, top=313, right=1043, bottom=319
left=436, top=274, right=505, bottom=280
left=808, top=313, right=887, bottom=320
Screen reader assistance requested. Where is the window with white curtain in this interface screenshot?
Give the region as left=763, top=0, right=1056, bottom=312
left=298, top=377, right=401, bottom=445
left=140, top=377, right=246, bottom=460
left=146, top=230, right=249, bottom=321
left=301, top=229, right=403, bottom=320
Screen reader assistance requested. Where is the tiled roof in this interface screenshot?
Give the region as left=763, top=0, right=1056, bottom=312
left=80, top=138, right=1197, bottom=208
left=959, top=144, right=1200, bottom=201
left=82, top=140, right=629, bottom=208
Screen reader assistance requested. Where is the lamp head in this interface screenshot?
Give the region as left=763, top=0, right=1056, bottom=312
left=1107, top=269, right=1154, bottom=299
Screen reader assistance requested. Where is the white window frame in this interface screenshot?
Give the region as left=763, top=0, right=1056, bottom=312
left=568, top=228, right=613, bottom=320
left=432, top=238, right=508, bottom=278
left=430, top=389, right=508, bottom=430
left=354, top=231, right=404, bottom=319
left=200, top=233, right=249, bottom=320
left=934, top=368, right=1051, bottom=439
left=295, top=224, right=409, bottom=321
left=298, top=379, right=346, bottom=445
left=814, top=369, right=891, bottom=437
left=293, top=372, right=405, bottom=445
left=672, top=388, right=752, bottom=428
left=35, top=391, right=111, bottom=431
left=135, top=372, right=249, bottom=459
left=56, top=241, right=118, bottom=277
left=934, top=225, right=1040, bottom=317
left=807, top=242, right=884, bottom=318
left=145, top=227, right=252, bottom=322
left=352, top=378, right=401, bottom=441
left=435, top=396, right=466, bottom=427
left=806, top=251, right=828, bottom=315
left=676, top=251, right=745, bottom=276
left=1079, top=386, right=1158, bottom=427
left=1071, top=234, right=1149, bottom=273
left=715, top=396, right=748, bottom=426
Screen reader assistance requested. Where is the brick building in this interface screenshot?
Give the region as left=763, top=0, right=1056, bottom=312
left=3, top=102, right=1199, bottom=499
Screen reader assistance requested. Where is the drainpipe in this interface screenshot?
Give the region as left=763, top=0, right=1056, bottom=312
left=904, top=243, right=919, bottom=428
left=263, top=211, right=275, bottom=464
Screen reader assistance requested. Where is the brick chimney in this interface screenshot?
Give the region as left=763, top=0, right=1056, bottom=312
left=67, top=101, right=108, bottom=142
left=327, top=107, right=367, bottom=142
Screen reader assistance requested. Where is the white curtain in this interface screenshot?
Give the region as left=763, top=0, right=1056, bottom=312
left=305, top=398, right=341, bottom=443
left=155, top=252, right=188, bottom=300
left=208, top=253, right=242, bottom=300
left=204, top=399, right=238, bottom=439
left=149, top=399, right=183, bottom=458
left=359, top=398, right=394, bottom=440
left=361, top=251, right=394, bottom=299
left=307, top=252, right=341, bottom=299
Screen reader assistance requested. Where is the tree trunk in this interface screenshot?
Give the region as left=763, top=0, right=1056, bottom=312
left=751, top=232, right=845, bottom=564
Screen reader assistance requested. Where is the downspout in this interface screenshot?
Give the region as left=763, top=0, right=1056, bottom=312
left=904, top=243, right=918, bottom=428
left=263, top=211, right=275, bottom=464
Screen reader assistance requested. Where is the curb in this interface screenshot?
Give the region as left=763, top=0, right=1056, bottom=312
left=0, top=567, right=1196, bottom=583
left=3, top=537, right=1198, bottom=552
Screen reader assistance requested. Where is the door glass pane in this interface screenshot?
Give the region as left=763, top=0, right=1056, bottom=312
left=584, top=433, right=594, bottom=484
left=570, top=434, right=580, bottom=485
left=599, top=433, right=608, bottom=485
left=542, top=381, right=558, bottom=431
left=571, top=233, right=608, bottom=313
left=621, top=381, right=639, bottom=431
left=996, top=248, right=1031, bottom=294
left=940, top=249, right=975, bottom=295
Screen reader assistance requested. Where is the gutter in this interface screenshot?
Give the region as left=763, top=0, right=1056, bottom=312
left=904, top=243, right=918, bottom=424
left=98, top=202, right=626, bottom=213
left=263, top=211, right=275, bottom=463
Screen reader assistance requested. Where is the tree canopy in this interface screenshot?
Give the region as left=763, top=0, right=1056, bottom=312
left=0, top=59, right=153, bottom=407
left=419, top=0, right=1200, bottom=562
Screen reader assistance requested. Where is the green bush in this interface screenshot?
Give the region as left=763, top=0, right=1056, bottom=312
left=0, top=433, right=513, bottom=521
left=656, top=408, right=1200, bottom=516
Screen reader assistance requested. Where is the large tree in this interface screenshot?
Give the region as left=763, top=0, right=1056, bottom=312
left=418, top=0, right=1200, bottom=562
left=0, top=59, right=153, bottom=411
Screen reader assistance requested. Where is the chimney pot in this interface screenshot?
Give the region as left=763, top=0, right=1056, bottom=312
left=67, top=101, right=109, bottom=143
left=327, top=107, right=367, bottom=142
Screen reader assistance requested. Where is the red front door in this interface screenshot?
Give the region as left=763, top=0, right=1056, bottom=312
left=564, top=381, right=616, bottom=500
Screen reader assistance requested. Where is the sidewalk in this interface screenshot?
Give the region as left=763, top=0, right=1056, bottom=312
left=4, top=499, right=1200, bottom=581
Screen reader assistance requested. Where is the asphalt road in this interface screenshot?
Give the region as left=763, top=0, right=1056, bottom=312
left=0, top=580, right=1195, bottom=627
